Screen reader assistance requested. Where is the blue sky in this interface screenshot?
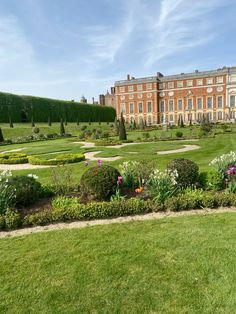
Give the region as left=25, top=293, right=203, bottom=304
left=0, top=0, right=235, bottom=102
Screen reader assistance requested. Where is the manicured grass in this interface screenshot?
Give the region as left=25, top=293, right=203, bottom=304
left=1, top=122, right=236, bottom=185
left=0, top=213, right=236, bottom=313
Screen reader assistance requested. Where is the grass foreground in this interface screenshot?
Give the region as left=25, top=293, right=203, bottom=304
left=0, top=213, right=236, bottom=313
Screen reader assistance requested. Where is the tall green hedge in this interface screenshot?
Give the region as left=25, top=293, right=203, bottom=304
left=0, top=92, right=116, bottom=123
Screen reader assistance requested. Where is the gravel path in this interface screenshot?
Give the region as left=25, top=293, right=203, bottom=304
left=0, top=148, right=26, bottom=153
left=157, top=144, right=200, bottom=155
left=84, top=151, right=122, bottom=161
left=1, top=207, right=235, bottom=239
left=0, top=164, right=52, bottom=170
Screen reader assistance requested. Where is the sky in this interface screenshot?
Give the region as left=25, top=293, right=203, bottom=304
left=0, top=0, right=235, bottom=102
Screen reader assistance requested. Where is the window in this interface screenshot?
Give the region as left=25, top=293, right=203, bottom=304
left=120, top=86, right=125, bottom=93
left=146, top=83, right=152, bottom=90
left=197, top=98, right=202, bottom=110
left=168, top=82, right=174, bottom=89
left=230, top=111, right=235, bottom=119
left=178, top=99, right=183, bottom=111
left=230, top=95, right=235, bottom=107
left=207, top=97, right=213, bottom=109
left=187, top=80, right=193, bottom=87
left=169, top=114, right=174, bottom=122
left=197, top=79, right=203, bottom=86
left=187, top=99, right=193, bottom=110
left=218, top=111, right=223, bottom=120
left=207, top=78, right=213, bottom=85
left=160, top=101, right=165, bottom=112
left=169, top=100, right=174, bottom=112
left=197, top=112, right=202, bottom=122
left=128, top=85, right=134, bottom=92
left=177, top=81, right=183, bottom=88
left=121, top=103, right=126, bottom=113
left=216, top=76, right=224, bottom=84
left=129, top=103, right=134, bottom=114
left=147, top=102, right=152, bottom=113
left=207, top=112, right=212, bottom=121
left=137, top=85, right=143, bottom=91
left=217, top=96, right=223, bottom=108
left=138, top=116, right=143, bottom=124
left=138, top=102, right=143, bottom=113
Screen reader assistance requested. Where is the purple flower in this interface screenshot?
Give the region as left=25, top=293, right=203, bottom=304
left=117, top=176, right=123, bottom=185
left=97, top=159, right=102, bottom=166
left=226, top=167, right=236, bottom=175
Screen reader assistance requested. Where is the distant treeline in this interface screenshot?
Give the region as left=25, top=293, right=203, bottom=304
left=0, top=92, right=116, bottom=123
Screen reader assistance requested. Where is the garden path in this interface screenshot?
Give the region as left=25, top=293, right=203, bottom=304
left=0, top=164, right=52, bottom=170
left=84, top=151, right=122, bottom=161
left=157, top=144, right=200, bottom=155
left=1, top=207, right=235, bottom=238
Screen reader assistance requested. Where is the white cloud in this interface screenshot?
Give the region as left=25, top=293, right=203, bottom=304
left=145, top=0, right=228, bottom=67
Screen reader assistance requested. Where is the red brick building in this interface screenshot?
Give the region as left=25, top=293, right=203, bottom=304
left=114, top=67, right=236, bottom=125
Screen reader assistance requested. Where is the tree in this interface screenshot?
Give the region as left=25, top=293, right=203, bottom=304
left=114, top=117, right=119, bottom=135
left=9, top=115, right=14, bottom=128
left=31, top=115, right=35, bottom=127
left=48, top=115, right=51, bottom=126
left=119, top=113, right=127, bottom=141
left=60, top=118, right=65, bottom=136
left=180, top=114, right=184, bottom=128
left=133, top=119, right=137, bottom=130
left=0, top=127, right=4, bottom=143
left=140, top=118, right=145, bottom=130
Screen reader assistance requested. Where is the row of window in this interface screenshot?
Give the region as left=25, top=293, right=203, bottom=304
left=121, top=102, right=152, bottom=114
left=121, top=95, right=236, bottom=114
left=159, top=76, right=224, bottom=90
left=119, top=83, right=153, bottom=93
left=160, top=111, right=227, bottom=123
left=159, top=95, right=234, bottom=112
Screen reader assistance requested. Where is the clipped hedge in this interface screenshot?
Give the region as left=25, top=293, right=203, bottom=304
left=0, top=153, right=28, bottom=164
left=0, top=91, right=116, bottom=123
left=23, top=198, right=155, bottom=227
left=28, top=153, right=85, bottom=165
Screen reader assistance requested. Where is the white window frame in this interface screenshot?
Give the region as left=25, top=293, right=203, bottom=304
left=128, top=85, right=134, bottom=92
left=177, top=81, right=183, bottom=88
left=207, top=78, right=214, bottom=85
left=187, top=80, right=193, bottom=87
left=178, top=98, right=183, bottom=111
left=207, top=96, right=213, bottom=109
left=129, top=102, right=134, bottom=114
left=197, top=97, right=203, bottom=110
left=121, top=103, right=126, bottom=114
left=146, top=83, right=152, bottom=90
left=217, top=95, right=223, bottom=108
left=197, top=79, right=203, bottom=86
left=168, top=99, right=174, bottom=112
left=137, top=84, right=143, bottom=91
left=138, top=102, right=143, bottom=113
left=168, top=82, right=174, bottom=89
left=147, top=101, right=152, bottom=113
left=216, top=76, right=224, bottom=84
left=120, top=86, right=125, bottom=93
left=187, top=98, right=193, bottom=111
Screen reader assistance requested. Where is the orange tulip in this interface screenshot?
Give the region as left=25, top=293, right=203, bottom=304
left=135, top=187, right=143, bottom=193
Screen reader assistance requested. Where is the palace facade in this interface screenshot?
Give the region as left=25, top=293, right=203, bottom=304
left=114, top=66, right=236, bottom=125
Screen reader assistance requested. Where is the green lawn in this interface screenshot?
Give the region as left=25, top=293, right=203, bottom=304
left=0, top=213, right=236, bottom=313
left=1, top=122, right=236, bottom=184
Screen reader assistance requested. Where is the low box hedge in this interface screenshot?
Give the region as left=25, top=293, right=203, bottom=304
left=0, top=153, right=28, bottom=164
left=28, top=153, right=85, bottom=165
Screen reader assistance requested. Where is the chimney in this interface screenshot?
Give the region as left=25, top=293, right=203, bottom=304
left=127, top=74, right=130, bottom=81
left=156, top=72, right=164, bottom=78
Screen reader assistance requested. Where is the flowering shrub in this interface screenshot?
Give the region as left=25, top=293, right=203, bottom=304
left=147, top=169, right=178, bottom=205
left=0, top=171, right=15, bottom=214
left=119, top=160, right=155, bottom=189
left=210, top=152, right=236, bottom=192
left=209, top=151, right=236, bottom=176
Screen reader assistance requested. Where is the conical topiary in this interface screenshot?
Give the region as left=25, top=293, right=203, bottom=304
left=60, top=118, right=65, bottom=136
left=133, top=120, right=137, bottom=129
left=114, top=117, right=119, bottom=135
left=0, top=127, right=4, bottom=143
left=140, top=118, right=145, bottom=130
left=48, top=115, right=51, bottom=126
left=31, top=115, right=35, bottom=127
left=119, top=113, right=127, bottom=141
left=9, top=115, right=14, bottom=128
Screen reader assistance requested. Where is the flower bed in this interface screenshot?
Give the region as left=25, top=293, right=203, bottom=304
left=28, top=153, right=85, bottom=165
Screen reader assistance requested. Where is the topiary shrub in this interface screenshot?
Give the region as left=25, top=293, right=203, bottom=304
left=8, top=175, right=42, bottom=207
left=175, top=131, right=183, bottom=138
left=0, top=153, right=28, bottom=164
left=33, top=127, right=40, bottom=134
left=167, top=158, right=199, bottom=189
left=80, top=165, right=121, bottom=201
left=198, top=170, right=224, bottom=191
left=28, top=153, right=85, bottom=165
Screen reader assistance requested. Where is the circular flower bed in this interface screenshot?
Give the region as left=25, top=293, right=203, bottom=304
left=28, top=153, right=85, bottom=165
left=0, top=153, right=28, bottom=164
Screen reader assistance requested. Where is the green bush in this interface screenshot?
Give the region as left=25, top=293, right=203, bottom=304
left=167, top=158, right=199, bottom=189
left=95, top=139, right=122, bottom=146
left=0, top=215, right=5, bottom=229
left=198, top=170, right=224, bottom=191
left=0, top=153, right=28, bottom=164
left=8, top=175, right=42, bottom=207
left=175, top=131, right=183, bottom=138
left=80, top=165, right=121, bottom=201
left=4, top=209, right=21, bottom=230
left=28, top=153, right=85, bottom=165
